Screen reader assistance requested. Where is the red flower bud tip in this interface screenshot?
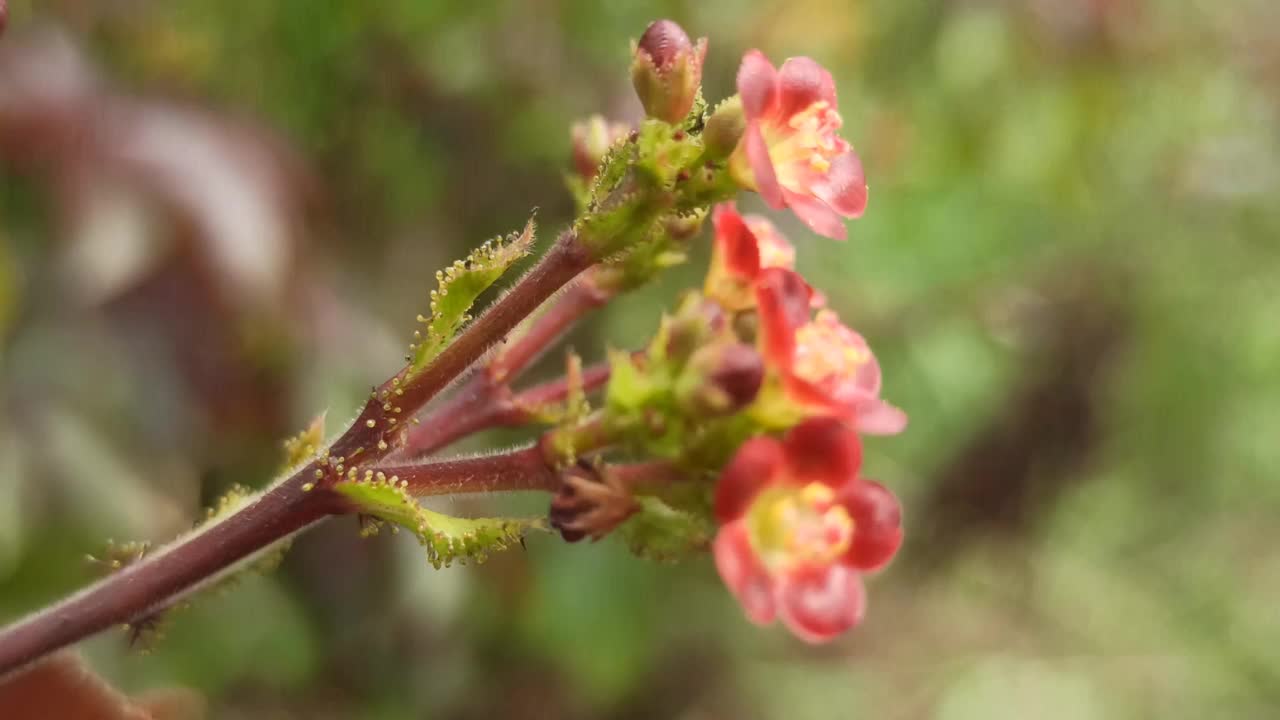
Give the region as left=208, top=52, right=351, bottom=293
left=712, top=419, right=902, bottom=642
left=570, top=115, right=630, bottom=181
left=676, top=342, right=765, bottom=416
left=631, top=19, right=708, bottom=124
left=729, top=51, right=868, bottom=239
left=756, top=268, right=907, bottom=436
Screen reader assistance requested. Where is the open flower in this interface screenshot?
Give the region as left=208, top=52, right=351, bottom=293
left=704, top=202, right=795, bottom=310
left=713, top=418, right=903, bottom=642
left=729, top=51, right=868, bottom=240
left=755, top=268, right=907, bottom=435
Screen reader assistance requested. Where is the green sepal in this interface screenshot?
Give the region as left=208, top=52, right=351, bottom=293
left=332, top=476, right=544, bottom=569
left=410, top=217, right=537, bottom=372
left=617, top=494, right=715, bottom=563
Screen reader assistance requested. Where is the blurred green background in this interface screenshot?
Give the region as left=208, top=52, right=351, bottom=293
left=1, top=0, right=1278, bottom=718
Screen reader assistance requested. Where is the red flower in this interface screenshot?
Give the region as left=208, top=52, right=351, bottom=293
left=729, top=51, right=868, bottom=240
left=712, top=418, right=903, bottom=642
left=704, top=202, right=795, bottom=310
left=755, top=268, right=907, bottom=435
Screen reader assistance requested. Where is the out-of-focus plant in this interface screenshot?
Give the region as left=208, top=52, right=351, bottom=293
left=0, top=18, right=907, bottom=677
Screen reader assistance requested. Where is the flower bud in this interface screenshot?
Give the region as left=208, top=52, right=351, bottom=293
left=663, top=294, right=726, bottom=362
left=703, top=95, right=745, bottom=159
left=570, top=115, right=629, bottom=181
left=549, top=463, right=638, bottom=542
left=676, top=342, right=764, bottom=416
left=662, top=210, right=706, bottom=241
left=630, top=19, right=707, bottom=124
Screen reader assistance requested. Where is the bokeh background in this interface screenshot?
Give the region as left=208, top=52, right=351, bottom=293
left=1, top=0, right=1278, bottom=718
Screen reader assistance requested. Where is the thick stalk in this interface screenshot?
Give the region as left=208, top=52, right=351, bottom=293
left=0, top=470, right=340, bottom=679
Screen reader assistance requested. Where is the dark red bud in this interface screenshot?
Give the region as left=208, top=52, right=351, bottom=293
left=677, top=342, right=764, bottom=416
left=637, top=19, right=692, bottom=69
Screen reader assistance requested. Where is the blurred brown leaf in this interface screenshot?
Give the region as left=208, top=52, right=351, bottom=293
left=0, top=652, right=205, bottom=720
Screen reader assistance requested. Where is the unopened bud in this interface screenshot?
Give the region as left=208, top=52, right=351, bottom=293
left=570, top=115, right=629, bottom=181
left=663, top=294, right=726, bottom=362
left=662, top=210, right=706, bottom=241
left=631, top=19, right=707, bottom=124
left=676, top=342, right=764, bottom=416
left=703, top=95, right=745, bottom=159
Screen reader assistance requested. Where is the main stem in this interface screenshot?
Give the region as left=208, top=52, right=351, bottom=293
left=0, top=471, right=337, bottom=678
left=0, top=232, right=597, bottom=679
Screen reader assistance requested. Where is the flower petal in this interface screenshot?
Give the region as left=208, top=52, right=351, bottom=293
left=712, top=202, right=761, bottom=278
left=755, top=268, right=814, bottom=365
left=810, top=151, right=868, bottom=219
left=838, top=479, right=903, bottom=572
left=776, top=564, right=866, bottom=643
left=854, top=398, right=908, bottom=436
left=744, top=123, right=785, bottom=208
left=782, top=417, right=862, bottom=488
left=714, top=520, right=777, bottom=626
left=715, top=435, right=785, bottom=523
left=736, top=50, right=779, bottom=120
left=782, top=189, right=846, bottom=240
left=776, top=56, right=838, bottom=118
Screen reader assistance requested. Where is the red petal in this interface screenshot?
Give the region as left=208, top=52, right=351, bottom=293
left=782, top=189, right=846, bottom=240
left=713, top=520, right=777, bottom=626
left=776, top=564, right=866, bottom=643
left=712, top=202, right=761, bottom=278
left=744, top=123, right=785, bottom=208
left=755, top=268, right=813, bottom=366
left=715, top=435, right=785, bottom=523
left=736, top=50, right=779, bottom=120
left=782, top=417, right=862, bottom=488
left=838, top=479, right=903, bottom=572
left=810, top=151, right=868, bottom=218
left=854, top=398, right=908, bottom=436
left=776, top=56, right=838, bottom=118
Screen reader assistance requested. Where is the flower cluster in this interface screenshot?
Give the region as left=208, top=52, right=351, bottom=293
left=560, top=20, right=902, bottom=644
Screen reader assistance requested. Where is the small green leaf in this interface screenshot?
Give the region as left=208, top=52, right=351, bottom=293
left=333, top=475, right=543, bottom=569
left=411, top=217, right=536, bottom=372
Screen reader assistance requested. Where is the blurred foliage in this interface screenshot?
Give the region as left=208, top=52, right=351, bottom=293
left=1, top=0, right=1278, bottom=718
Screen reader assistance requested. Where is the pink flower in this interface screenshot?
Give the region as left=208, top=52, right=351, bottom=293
left=713, top=418, right=903, bottom=642
left=755, top=268, right=907, bottom=435
left=704, top=202, right=795, bottom=310
left=729, top=51, right=868, bottom=240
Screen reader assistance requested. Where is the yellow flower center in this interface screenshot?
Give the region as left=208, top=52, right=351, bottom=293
left=761, top=101, right=846, bottom=189
left=748, top=482, right=854, bottom=570
left=792, top=311, right=869, bottom=388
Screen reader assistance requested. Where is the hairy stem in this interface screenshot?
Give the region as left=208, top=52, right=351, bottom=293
left=329, top=232, right=594, bottom=464
left=376, top=444, right=560, bottom=497
left=0, top=471, right=342, bottom=679
left=0, top=230, right=598, bottom=678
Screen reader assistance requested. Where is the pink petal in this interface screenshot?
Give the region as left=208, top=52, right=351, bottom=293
left=714, top=521, right=777, bottom=626
left=755, top=268, right=814, bottom=365
left=744, top=123, right=785, bottom=208
left=715, top=436, right=785, bottom=523
left=776, top=564, right=866, bottom=643
left=776, top=56, right=838, bottom=118
left=854, top=398, right=908, bottom=436
left=712, top=202, right=761, bottom=278
left=736, top=50, right=779, bottom=120
left=838, top=479, right=904, bottom=572
left=782, top=189, right=846, bottom=240
left=782, top=417, right=862, bottom=489
left=810, top=151, right=868, bottom=219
